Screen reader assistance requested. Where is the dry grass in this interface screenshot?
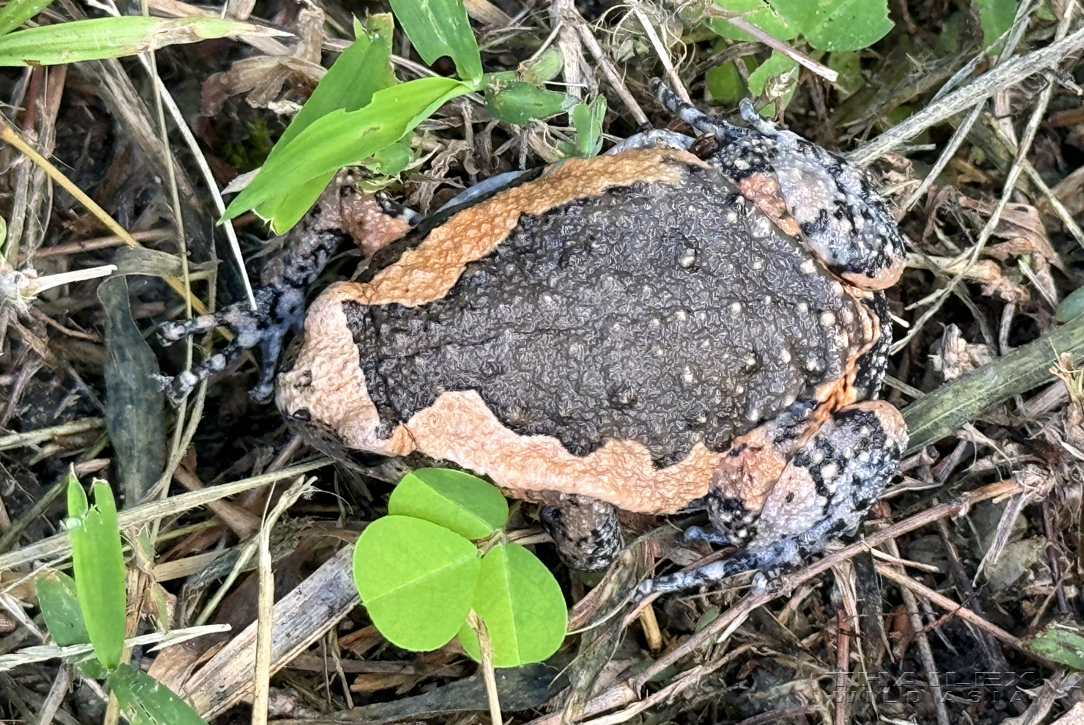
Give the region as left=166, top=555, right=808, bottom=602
left=1, top=0, right=1084, bottom=723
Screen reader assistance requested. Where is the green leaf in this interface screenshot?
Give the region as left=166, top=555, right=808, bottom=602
left=0, top=0, right=55, bottom=38
left=770, top=0, right=894, bottom=52
left=36, top=570, right=106, bottom=678
left=1019, top=622, right=1084, bottom=670
left=223, top=76, right=472, bottom=222
left=746, top=51, right=798, bottom=96
left=257, top=173, right=335, bottom=235
left=572, top=97, right=606, bottom=158
left=485, top=80, right=575, bottom=125
left=519, top=47, right=563, bottom=85
left=353, top=516, right=481, bottom=651
left=282, top=16, right=396, bottom=150
left=109, top=663, right=208, bottom=725
left=389, top=0, right=482, bottom=81
left=710, top=0, right=800, bottom=42
left=0, top=16, right=267, bottom=66
left=36, top=571, right=90, bottom=647
left=388, top=468, right=509, bottom=540
left=255, top=15, right=397, bottom=233
left=705, top=61, right=746, bottom=105
left=827, top=51, right=863, bottom=98
left=67, top=474, right=126, bottom=670
left=973, top=0, right=1017, bottom=51
left=1057, top=286, right=1084, bottom=322
left=458, top=543, right=567, bottom=667
left=365, top=141, right=413, bottom=176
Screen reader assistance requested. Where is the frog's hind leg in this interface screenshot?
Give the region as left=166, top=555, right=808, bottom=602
left=540, top=495, right=623, bottom=572
left=636, top=400, right=906, bottom=597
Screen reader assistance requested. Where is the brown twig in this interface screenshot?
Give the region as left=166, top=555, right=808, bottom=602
left=883, top=539, right=950, bottom=725
left=29, top=229, right=172, bottom=259
left=557, top=4, right=648, bottom=126
left=834, top=610, right=850, bottom=725
left=726, top=16, right=838, bottom=83
left=873, top=564, right=1018, bottom=647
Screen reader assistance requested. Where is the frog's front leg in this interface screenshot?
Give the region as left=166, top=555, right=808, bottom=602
left=636, top=400, right=906, bottom=597
left=156, top=182, right=413, bottom=404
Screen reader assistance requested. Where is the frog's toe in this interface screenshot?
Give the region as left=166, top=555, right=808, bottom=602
left=540, top=495, right=622, bottom=572
left=682, top=525, right=731, bottom=546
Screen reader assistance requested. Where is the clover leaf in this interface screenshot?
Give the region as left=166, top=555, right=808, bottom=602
left=353, top=516, right=482, bottom=651
left=353, top=470, right=568, bottom=666
left=388, top=468, right=509, bottom=540
left=458, top=543, right=568, bottom=667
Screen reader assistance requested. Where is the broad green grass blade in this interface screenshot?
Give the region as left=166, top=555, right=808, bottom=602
left=0, top=0, right=55, bottom=38
left=0, top=16, right=274, bottom=66
left=257, top=173, right=335, bottom=235
left=67, top=475, right=126, bottom=670
left=254, top=15, right=397, bottom=233
left=389, top=0, right=482, bottom=80
left=223, top=76, right=471, bottom=221
left=276, top=16, right=396, bottom=150
left=110, top=663, right=208, bottom=725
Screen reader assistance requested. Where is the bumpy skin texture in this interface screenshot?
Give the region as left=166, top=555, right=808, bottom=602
left=277, top=140, right=907, bottom=587
left=653, top=83, right=906, bottom=292
left=158, top=87, right=908, bottom=591
left=346, top=167, right=867, bottom=466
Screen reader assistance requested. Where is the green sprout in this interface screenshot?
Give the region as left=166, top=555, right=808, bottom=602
left=35, top=470, right=209, bottom=725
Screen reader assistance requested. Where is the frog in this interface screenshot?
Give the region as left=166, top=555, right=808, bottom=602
left=158, top=80, right=908, bottom=596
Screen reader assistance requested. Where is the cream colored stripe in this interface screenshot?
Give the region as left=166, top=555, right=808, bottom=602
left=347, top=148, right=704, bottom=308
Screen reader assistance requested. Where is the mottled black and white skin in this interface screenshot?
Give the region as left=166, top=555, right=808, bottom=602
left=157, top=82, right=908, bottom=598
left=627, top=83, right=908, bottom=595
left=156, top=184, right=416, bottom=403
left=650, top=81, right=906, bottom=292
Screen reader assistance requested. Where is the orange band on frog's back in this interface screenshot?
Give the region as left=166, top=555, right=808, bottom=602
left=333, top=148, right=706, bottom=308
